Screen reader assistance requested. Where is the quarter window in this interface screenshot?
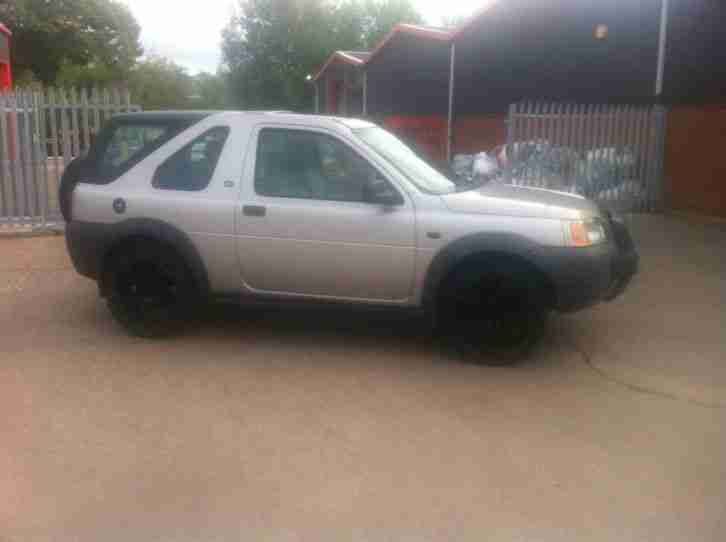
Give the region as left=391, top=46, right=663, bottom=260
left=97, top=124, right=170, bottom=180
left=254, top=128, right=393, bottom=203
left=153, top=127, right=230, bottom=191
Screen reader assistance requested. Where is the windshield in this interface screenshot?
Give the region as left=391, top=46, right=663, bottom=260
left=353, top=126, right=457, bottom=195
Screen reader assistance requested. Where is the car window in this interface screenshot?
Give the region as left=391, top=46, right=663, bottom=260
left=97, top=124, right=170, bottom=179
left=354, top=126, right=457, bottom=195
left=153, top=127, right=230, bottom=191
left=254, top=128, right=390, bottom=203
left=86, top=118, right=207, bottom=185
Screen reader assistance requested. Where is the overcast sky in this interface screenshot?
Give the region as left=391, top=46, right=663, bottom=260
left=121, top=0, right=485, bottom=74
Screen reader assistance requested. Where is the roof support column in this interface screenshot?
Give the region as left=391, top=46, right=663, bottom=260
left=314, top=81, right=320, bottom=113
left=447, top=41, right=456, bottom=162
left=655, top=0, right=669, bottom=97
left=362, top=70, right=368, bottom=117
left=342, top=67, right=349, bottom=116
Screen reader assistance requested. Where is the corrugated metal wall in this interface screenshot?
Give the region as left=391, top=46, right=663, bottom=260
left=366, top=34, right=450, bottom=117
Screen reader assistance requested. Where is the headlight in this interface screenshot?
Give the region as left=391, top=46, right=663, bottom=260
left=562, top=218, right=607, bottom=247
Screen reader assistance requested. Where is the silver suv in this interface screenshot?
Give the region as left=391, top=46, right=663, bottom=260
left=62, top=111, right=638, bottom=363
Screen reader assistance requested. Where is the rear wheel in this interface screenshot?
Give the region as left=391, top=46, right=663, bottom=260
left=437, top=259, right=548, bottom=365
left=104, top=241, right=197, bottom=338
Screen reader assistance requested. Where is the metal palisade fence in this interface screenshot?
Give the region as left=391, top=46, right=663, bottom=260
left=0, top=88, right=140, bottom=228
left=503, top=101, right=666, bottom=212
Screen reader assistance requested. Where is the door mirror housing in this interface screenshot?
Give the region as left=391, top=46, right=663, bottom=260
left=366, top=176, right=404, bottom=206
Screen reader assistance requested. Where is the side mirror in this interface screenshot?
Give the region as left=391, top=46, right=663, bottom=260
left=366, top=176, right=403, bottom=206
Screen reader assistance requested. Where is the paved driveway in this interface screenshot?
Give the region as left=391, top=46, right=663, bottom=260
left=1, top=214, right=724, bottom=542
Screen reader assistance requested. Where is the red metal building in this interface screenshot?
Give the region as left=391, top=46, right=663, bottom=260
left=314, top=0, right=726, bottom=217
left=312, top=50, right=370, bottom=116
left=0, top=22, right=12, bottom=89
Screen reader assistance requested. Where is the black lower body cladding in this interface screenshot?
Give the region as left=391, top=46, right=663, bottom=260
left=542, top=233, right=638, bottom=312
left=67, top=219, right=639, bottom=314
left=66, top=219, right=211, bottom=299
left=59, top=157, right=83, bottom=222
left=65, top=220, right=109, bottom=281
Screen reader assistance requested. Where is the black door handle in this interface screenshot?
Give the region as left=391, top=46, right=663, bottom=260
left=243, top=205, right=266, bottom=217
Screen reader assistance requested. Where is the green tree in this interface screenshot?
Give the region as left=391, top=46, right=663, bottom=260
left=222, top=0, right=422, bottom=111
left=222, top=0, right=333, bottom=110
left=56, top=59, right=124, bottom=89
left=127, top=56, right=193, bottom=111
left=188, top=72, right=231, bottom=110
left=0, top=0, right=142, bottom=85
left=360, top=0, right=422, bottom=47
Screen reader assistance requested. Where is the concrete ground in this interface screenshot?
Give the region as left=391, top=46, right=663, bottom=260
left=1, top=214, right=724, bottom=542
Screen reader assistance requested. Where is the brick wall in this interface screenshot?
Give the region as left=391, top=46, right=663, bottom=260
left=453, top=115, right=508, bottom=155
left=379, top=114, right=509, bottom=163
left=382, top=115, right=448, bottom=163
left=665, top=105, right=726, bottom=218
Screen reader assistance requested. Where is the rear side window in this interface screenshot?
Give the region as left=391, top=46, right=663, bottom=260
left=96, top=124, right=173, bottom=181
left=152, top=127, right=230, bottom=191
left=86, top=117, right=206, bottom=184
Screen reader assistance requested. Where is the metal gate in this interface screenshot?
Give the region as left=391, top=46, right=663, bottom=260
left=503, top=102, right=666, bottom=212
left=0, top=88, right=140, bottom=229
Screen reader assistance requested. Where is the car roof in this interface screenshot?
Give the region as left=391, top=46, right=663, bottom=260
left=112, top=110, right=376, bottom=132
left=112, top=111, right=217, bottom=124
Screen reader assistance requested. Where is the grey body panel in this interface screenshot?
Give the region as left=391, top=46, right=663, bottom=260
left=67, top=111, right=637, bottom=313
left=235, top=122, right=416, bottom=302
left=442, top=183, right=600, bottom=220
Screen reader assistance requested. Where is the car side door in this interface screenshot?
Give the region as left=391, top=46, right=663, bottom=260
left=236, top=124, right=417, bottom=302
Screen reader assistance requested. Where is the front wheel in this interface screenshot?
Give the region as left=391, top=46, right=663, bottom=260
left=437, top=263, right=548, bottom=365
left=104, top=242, right=198, bottom=338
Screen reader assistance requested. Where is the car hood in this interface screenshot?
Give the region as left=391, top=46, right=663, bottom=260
left=441, top=182, right=600, bottom=220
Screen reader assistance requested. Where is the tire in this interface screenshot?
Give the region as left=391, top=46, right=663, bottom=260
left=59, top=157, right=83, bottom=222
left=104, top=241, right=198, bottom=338
left=436, top=259, right=548, bottom=365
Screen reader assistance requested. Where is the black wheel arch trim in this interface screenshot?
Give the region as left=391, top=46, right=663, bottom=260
left=422, top=232, right=553, bottom=312
left=66, top=218, right=211, bottom=298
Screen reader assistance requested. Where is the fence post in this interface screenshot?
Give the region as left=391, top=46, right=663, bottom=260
left=59, top=89, right=72, bottom=168
left=70, top=87, right=81, bottom=158
left=80, top=87, right=91, bottom=154
left=92, top=87, right=101, bottom=135
left=0, top=92, right=8, bottom=221
left=20, top=89, right=39, bottom=224
left=8, top=91, right=26, bottom=223
left=506, top=103, right=515, bottom=148
left=102, top=88, right=111, bottom=126
left=643, top=107, right=657, bottom=213
left=622, top=105, right=636, bottom=212
left=652, top=105, right=667, bottom=212
left=34, top=90, right=49, bottom=228
left=504, top=103, right=516, bottom=184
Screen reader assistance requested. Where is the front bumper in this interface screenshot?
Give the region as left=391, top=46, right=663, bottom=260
left=542, top=218, right=638, bottom=312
